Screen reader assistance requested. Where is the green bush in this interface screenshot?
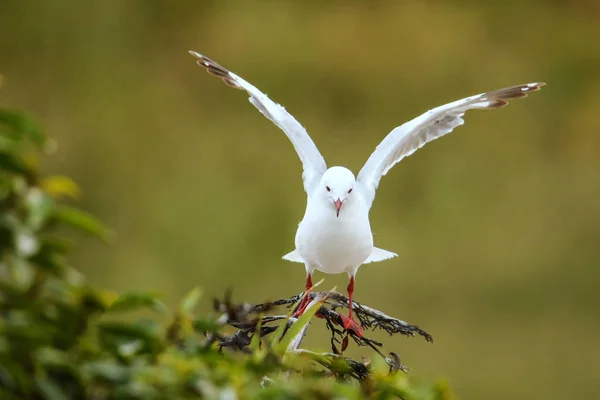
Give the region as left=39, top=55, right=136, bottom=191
left=0, top=95, right=453, bottom=399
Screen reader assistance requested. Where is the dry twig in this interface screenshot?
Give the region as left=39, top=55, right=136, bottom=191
left=213, top=290, right=432, bottom=379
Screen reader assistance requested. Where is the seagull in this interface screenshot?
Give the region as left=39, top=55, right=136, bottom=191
left=189, top=50, right=544, bottom=337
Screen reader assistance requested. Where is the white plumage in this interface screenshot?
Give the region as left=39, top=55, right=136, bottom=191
left=189, top=50, right=544, bottom=337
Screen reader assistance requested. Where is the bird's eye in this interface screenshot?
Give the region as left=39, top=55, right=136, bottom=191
left=326, top=186, right=331, bottom=192
left=348, top=188, right=353, bottom=194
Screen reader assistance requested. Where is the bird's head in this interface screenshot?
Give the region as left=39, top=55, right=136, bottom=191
left=320, top=166, right=356, bottom=217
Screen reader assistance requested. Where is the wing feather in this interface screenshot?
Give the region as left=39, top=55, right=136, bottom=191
left=189, top=51, right=327, bottom=194
left=357, top=82, right=545, bottom=205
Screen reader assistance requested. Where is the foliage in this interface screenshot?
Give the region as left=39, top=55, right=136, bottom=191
left=0, top=101, right=452, bottom=399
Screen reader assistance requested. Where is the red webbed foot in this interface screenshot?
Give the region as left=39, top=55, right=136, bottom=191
left=339, top=313, right=364, bottom=337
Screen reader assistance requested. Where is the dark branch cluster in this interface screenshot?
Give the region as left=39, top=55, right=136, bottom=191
left=212, top=290, right=432, bottom=379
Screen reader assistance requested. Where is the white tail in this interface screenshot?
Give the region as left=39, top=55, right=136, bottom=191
left=282, top=250, right=304, bottom=263
left=363, top=247, right=398, bottom=264
left=283, top=247, right=397, bottom=265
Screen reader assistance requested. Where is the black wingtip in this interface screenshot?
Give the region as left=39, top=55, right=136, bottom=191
left=189, top=50, right=241, bottom=89
left=481, top=82, right=546, bottom=108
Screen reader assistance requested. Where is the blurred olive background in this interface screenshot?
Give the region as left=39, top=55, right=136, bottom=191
left=2, top=1, right=600, bottom=398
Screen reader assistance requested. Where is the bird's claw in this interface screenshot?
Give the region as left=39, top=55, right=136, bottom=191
left=340, top=314, right=364, bottom=337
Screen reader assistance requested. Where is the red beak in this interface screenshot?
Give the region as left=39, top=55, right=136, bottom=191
left=334, top=199, right=343, bottom=217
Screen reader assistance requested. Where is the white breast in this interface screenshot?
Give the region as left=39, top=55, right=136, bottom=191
left=295, top=195, right=373, bottom=275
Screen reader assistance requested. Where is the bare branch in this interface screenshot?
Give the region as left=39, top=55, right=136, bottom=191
left=254, top=291, right=433, bottom=342
left=213, top=290, right=431, bottom=381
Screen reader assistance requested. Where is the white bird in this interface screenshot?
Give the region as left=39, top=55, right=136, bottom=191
left=189, top=50, right=544, bottom=337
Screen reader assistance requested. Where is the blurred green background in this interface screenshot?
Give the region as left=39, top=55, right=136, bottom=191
left=1, top=1, right=599, bottom=398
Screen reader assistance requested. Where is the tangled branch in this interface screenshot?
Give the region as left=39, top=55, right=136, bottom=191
left=211, top=290, right=432, bottom=379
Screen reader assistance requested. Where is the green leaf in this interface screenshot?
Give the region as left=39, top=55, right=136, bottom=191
left=179, top=287, right=202, bottom=314
left=0, top=133, right=22, bottom=152
left=0, top=388, right=22, bottom=400
left=269, top=278, right=326, bottom=349
left=80, top=360, right=130, bottom=384
left=0, top=153, right=31, bottom=175
left=274, top=291, right=329, bottom=355
left=28, top=239, right=68, bottom=275
left=0, top=109, right=46, bottom=147
left=41, top=176, right=80, bottom=199
left=98, top=321, right=163, bottom=356
left=38, top=236, right=72, bottom=255
left=79, top=290, right=113, bottom=313
left=268, top=307, right=296, bottom=349
left=250, top=313, right=263, bottom=352
left=35, top=376, right=69, bottom=400
left=51, top=206, right=113, bottom=241
left=35, top=347, right=72, bottom=370
left=109, top=292, right=168, bottom=314
left=192, top=317, right=221, bottom=333
left=0, top=359, right=31, bottom=393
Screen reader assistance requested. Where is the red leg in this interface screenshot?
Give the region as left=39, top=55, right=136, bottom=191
left=347, top=277, right=354, bottom=320
left=340, top=276, right=363, bottom=337
left=293, top=273, right=313, bottom=317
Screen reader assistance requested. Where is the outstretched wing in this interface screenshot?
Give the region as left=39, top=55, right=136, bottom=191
left=189, top=51, right=327, bottom=195
left=357, top=82, right=545, bottom=206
